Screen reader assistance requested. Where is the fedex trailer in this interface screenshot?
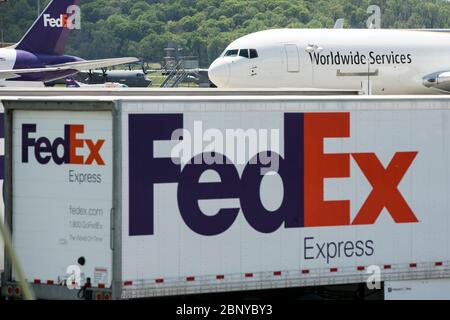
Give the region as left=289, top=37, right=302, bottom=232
left=1, top=94, right=450, bottom=300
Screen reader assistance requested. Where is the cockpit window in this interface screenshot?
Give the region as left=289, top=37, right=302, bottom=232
left=224, top=49, right=239, bottom=57
left=223, top=48, right=257, bottom=58
left=250, top=49, right=258, bottom=59
left=239, top=49, right=249, bottom=58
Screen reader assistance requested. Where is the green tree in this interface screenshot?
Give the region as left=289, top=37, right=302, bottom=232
left=2, top=0, right=450, bottom=67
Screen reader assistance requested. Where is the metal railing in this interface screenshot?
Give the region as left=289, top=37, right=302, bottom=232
left=160, top=60, right=185, bottom=88
left=120, top=261, right=450, bottom=299
left=160, top=57, right=199, bottom=88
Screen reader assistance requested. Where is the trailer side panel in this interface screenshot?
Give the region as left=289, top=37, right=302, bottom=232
left=11, top=110, right=113, bottom=288
left=121, top=99, right=450, bottom=298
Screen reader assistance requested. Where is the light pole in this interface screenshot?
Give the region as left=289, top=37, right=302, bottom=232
left=37, top=0, right=41, bottom=17
left=0, top=13, right=3, bottom=46
left=0, top=0, right=8, bottom=45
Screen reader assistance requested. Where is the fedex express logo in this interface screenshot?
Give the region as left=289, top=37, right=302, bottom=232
left=21, top=124, right=105, bottom=165
left=128, top=113, right=419, bottom=237
left=43, top=5, right=81, bottom=30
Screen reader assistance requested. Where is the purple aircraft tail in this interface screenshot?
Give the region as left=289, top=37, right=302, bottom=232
left=15, top=0, right=81, bottom=55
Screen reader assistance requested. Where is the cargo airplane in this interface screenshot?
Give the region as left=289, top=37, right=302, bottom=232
left=64, top=76, right=128, bottom=88
left=0, top=0, right=138, bottom=87
left=208, top=28, right=450, bottom=94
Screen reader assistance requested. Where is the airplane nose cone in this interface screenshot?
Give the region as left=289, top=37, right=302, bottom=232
left=208, top=59, right=230, bottom=87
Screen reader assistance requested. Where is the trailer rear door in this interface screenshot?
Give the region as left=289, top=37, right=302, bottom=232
left=10, top=108, right=114, bottom=288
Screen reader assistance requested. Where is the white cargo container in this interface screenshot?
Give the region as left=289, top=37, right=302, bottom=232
left=1, top=94, right=450, bottom=300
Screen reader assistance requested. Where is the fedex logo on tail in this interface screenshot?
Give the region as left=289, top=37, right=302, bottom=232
left=22, top=124, right=105, bottom=165
left=128, top=113, right=419, bottom=237
left=43, top=5, right=81, bottom=30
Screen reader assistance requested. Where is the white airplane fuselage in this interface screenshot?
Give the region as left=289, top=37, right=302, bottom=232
left=0, top=48, right=16, bottom=71
left=208, top=29, right=450, bottom=94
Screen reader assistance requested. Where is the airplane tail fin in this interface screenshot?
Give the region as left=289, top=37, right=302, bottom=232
left=65, top=76, right=80, bottom=88
left=15, top=0, right=81, bottom=55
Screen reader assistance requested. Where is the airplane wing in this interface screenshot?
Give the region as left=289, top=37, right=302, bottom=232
left=51, top=57, right=140, bottom=71
left=0, top=57, right=139, bottom=79
left=0, top=66, right=69, bottom=79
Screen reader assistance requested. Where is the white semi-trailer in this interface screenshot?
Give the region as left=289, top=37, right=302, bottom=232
left=1, top=93, right=450, bottom=300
